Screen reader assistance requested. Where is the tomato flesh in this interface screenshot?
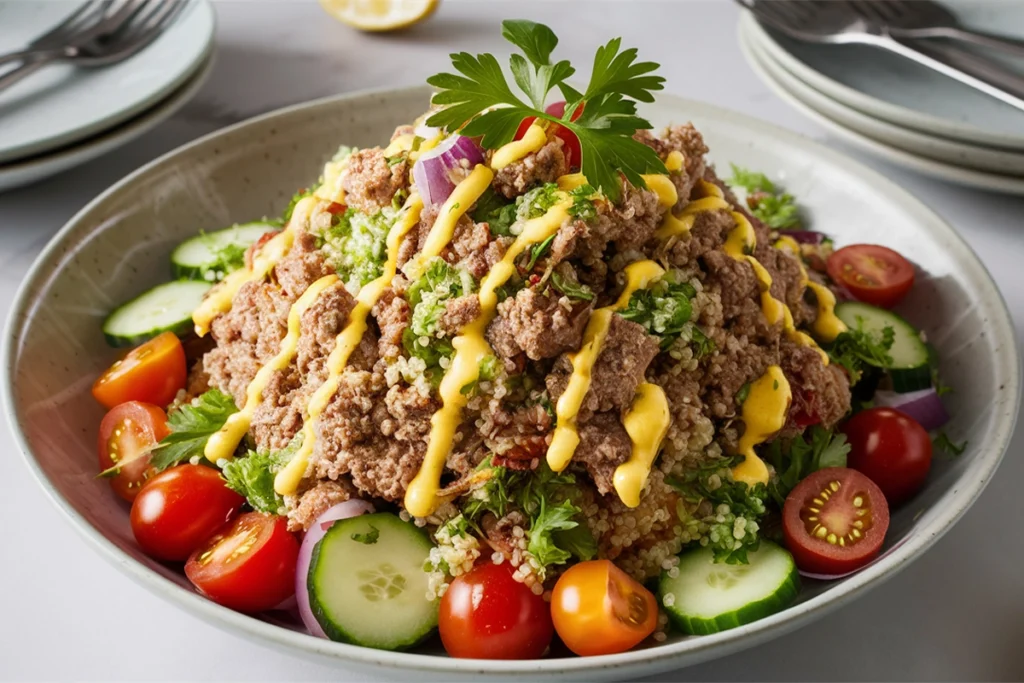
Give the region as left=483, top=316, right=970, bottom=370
left=130, top=464, right=244, bottom=562
left=551, top=559, right=658, bottom=657
left=185, top=512, right=299, bottom=613
left=92, top=331, right=186, bottom=409
left=783, top=468, right=890, bottom=575
left=843, top=407, right=932, bottom=506
left=826, top=244, right=914, bottom=309
left=97, top=401, right=169, bottom=502
left=514, top=100, right=583, bottom=170
left=439, top=561, right=553, bottom=659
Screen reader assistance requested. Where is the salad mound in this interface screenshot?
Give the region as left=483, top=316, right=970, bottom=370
left=91, top=19, right=957, bottom=659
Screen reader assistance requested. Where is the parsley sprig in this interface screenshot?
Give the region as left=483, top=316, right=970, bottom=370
left=426, top=19, right=667, bottom=202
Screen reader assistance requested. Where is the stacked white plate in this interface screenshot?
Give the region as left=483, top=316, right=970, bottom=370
left=0, top=0, right=216, bottom=192
left=738, top=2, right=1024, bottom=195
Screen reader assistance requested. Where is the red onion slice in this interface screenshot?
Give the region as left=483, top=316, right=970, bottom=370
left=411, top=134, right=484, bottom=206
left=414, top=120, right=441, bottom=139
left=873, top=388, right=950, bottom=431
left=295, top=499, right=375, bottom=638
left=782, top=230, right=826, bottom=245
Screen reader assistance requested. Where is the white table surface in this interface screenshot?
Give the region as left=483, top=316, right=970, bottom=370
left=1, top=1, right=1022, bottom=681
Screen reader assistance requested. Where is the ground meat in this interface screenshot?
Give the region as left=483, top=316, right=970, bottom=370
left=658, top=208, right=734, bottom=270
left=185, top=360, right=210, bottom=399
left=438, top=295, right=481, bottom=337
left=635, top=123, right=709, bottom=207
left=274, top=229, right=334, bottom=300
left=249, top=367, right=308, bottom=451
left=576, top=413, right=632, bottom=495
left=483, top=402, right=552, bottom=470
left=447, top=219, right=509, bottom=279
left=287, top=479, right=360, bottom=532
left=559, top=185, right=662, bottom=264
left=203, top=280, right=291, bottom=405
left=753, top=237, right=816, bottom=328
left=488, top=287, right=592, bottom=361
left=547, top=314, right=660, bottom=422
left=382, top=384, right=438, bottom=443
left=702, top=250, right=761, bottom=323
left=492, top=136, right=568, bottom=198
left=372, top=287, right=410, bottom=361
left=340, top=147, right=409, bottom=213
left=296, top=282, right=355, bottom=377
left=701, top=330, right=779, bottom=420
left=780, top=341, right=852, bottom=433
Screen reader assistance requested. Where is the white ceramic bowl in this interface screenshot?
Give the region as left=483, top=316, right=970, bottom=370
left=3, top=86, right=1020, bottom=681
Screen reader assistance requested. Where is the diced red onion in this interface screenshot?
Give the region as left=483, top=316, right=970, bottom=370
left=411, top=135, right=484, bottom=205
left=873, top=388, right=950, bottom=431
left=295, top=499, right=375, bottom=638
left=783, top=230, right=826, bottom=245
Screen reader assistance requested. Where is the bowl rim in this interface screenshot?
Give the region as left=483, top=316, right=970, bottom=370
left=4, top=84, right=1020, bottom=678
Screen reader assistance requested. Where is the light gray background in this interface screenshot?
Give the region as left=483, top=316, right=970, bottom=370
left=1, top=1, right=1022, bottom=681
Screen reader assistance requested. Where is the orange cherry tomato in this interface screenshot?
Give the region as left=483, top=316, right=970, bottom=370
left=92, top=332, right=186, bottom=409
left=550, top=559, right=658, bottom=656
left=97, top=401, right=169, bottom=502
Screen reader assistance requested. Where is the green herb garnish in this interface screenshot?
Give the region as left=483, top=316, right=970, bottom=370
left=150, top=389, right=238, bottom=470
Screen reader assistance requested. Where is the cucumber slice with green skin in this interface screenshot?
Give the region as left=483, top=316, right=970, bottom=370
left=103, top=280, right=212, bottom=347
left=308, top=513, right=438, bottom=651
left=659, top=540, right=799, bottom=635
left=835, top=301, right=930, bottom=370
left=890, top=364, right=932, bottom=393
left=170, top=222, right=277, bottom=281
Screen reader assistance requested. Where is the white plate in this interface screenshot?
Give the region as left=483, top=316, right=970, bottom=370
left=0, top=0, right=215, bottom=163
left=0, top=54, right=213, bottom=193
left=3, top=85, right=1020, bottom=681
left=745, top=0, right=1024, bottom=152
left=740, top=21, right=1024, bottom=196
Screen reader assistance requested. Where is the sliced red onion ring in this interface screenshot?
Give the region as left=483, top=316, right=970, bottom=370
left=782, top=230, right=826, bottom=245
left=873, top=388, right=950, bottom=431
left=295, top=499, right=375, bottom=638
left=411, top=134, right=484, bottom=206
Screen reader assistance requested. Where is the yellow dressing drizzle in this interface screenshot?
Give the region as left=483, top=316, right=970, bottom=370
left=546, top=259, right=666, bottom=474
left=384, top=133, right=415, bottom=157
left=613, top=382, right=671, bottom=508
left=204, top=274, right=339, bottom=463
left=405, top=198, right=574, bottom=518
left=724, top=211, right=757, bottom=258
left=699, top=179, right=725, bottom=198
left=491, top=123, right=547, bottom=170
left=773, top=235, right=801, bottom=257
left=665, top=150, right=685, bottom=173
left=193, top=197, right=316, bottom=337
left=557, top=173, right=589, bottom=191
left=807, top=281, right=846, bottom=342
left=733, top=365, right=791, bottom=485
left=274, top=196, right=424, bottom=496
left=640, top=174, right=678, bottom=209
left=404, top=164, right=493, bottom=280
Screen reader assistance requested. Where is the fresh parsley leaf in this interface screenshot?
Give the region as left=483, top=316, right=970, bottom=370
left=472, top=188, right=518, bottom=236
left=933, top=431, right=966, bottom=457
left=620, top=273, right=696, bottom=349
left=528, top=498, right=585, bottom=566
left=526, top=234, right=556, bottom=270
left=567, top=184, right=598, bottom=221
left=727, top=164, right=775, bottom=193
left=517, top=183, right=563, bottom=222
left=827, top=318, right=895, bottom=385
left=765, top=427, right=851, bottom=507
left=726, top=165, right=801, bottom=229
left=150, top=389, right=238, bottom=470
left=427, top=20, right=666, bottom=202
left=550, top=271, right=594, bottom=301
left=351, top=525, right=380, bottom=544
left=221, top=434, right=302, bottom=513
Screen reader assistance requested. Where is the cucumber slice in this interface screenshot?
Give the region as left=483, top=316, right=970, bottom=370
left=308, top=513, right=438, bottom=650
left=171, top=223, right=276, bottom=281
left=103, top=280, right=212, bottom=347
left=890, top=364, right=932, bottom=393
left=659, top=540, right=799, bottom=635
left=835, top=301, right=929, bottom=370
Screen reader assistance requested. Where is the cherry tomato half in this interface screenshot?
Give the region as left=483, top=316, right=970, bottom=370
left=826, top=244, right=914, bottom=309
left=550, top=559, right=658, bottom=657
left=515, top=100, right=584, bottom=170
left=97, top=401, right=169, bottom=502
left=783, top=468, right=890, bottom=575
left=843, top=407, right=933, bottom=506
left=130, top=464, right=244, bottom=562
left=439, top=561, right=553, bottom=659
left=92, top=332, right=187, bottom=409
left=185, top=512, right=299, bottom=613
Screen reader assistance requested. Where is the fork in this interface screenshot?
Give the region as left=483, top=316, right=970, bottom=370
left=739, top=0, right=1024, bottom=114
left=846, top=0, right=1024, bottom=58
left=0, top=0, right=185, bottom=95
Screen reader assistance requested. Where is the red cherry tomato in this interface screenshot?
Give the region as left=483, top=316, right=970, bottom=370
left=826, top=244, right=915, bottom=309
left=783, top=468, right=890, bottom=575
left=92, top=332, right=186, bottom=409
left=550, top=559, right=658, bottom=656
left=438, top=561, right=553, bottom=659
left=514, top=101, right=584, bottom=170
left=843, top=407, right=933, bottom=506
left=130, top=464, right=244, bottom=562
left=97, top=401, right=169, bottom=502
left=185, top=512, right=299, bottom=613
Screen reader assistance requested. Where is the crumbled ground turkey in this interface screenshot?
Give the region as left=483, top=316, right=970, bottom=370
left=194, top=117, right=853, bottom=582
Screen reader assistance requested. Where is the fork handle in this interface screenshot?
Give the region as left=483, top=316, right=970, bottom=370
left=893, top=26, right=1024, bottom=59
left=866, top=34, right=1024, bottom=114
left=0, top=54, right=59, bottom=95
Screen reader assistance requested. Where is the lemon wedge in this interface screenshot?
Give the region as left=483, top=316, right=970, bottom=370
left=319, top=0, right=438, bottom=32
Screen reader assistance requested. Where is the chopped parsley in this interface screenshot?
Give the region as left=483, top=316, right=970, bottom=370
left=526, top=234, right=556, bottom=270
left=471, top=188, right=518, bottom=236
left=735, top=383, right=751, bottom=405
left=620, top=272, right=699, bottom=349
left=221, top=433, right=303, bottom=514
left=726, top=164, right=801, bottom=229
left=550, top=271, right=594, bottom=301
left=567, top=184, right=599, bottom=221
left=827, top=317, right=895, bottom=385
left=403, top=258, right=474, bottom=371
left=765, top=426, right=851, bottom=507
left=426, top=19, right=667, bottom=202
left=933, top=431, right=967, bottom=457
left=149, top=389, right=238, bottom=471
left=318, top=207, right=398, bottom=291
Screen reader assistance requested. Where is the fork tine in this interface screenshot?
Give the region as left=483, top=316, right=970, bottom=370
left=95, top=0, right=185, bottom=60
left=29, top=0, right=111, bottom=49
left=103, top=0, right=180, bottom=43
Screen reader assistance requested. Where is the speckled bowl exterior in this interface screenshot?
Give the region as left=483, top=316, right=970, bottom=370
left=4, top=86, right=1020, bottom=681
